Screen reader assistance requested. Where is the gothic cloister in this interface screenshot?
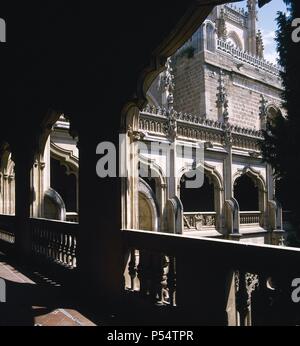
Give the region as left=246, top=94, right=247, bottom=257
left=0, top=0, right=300, bottom=326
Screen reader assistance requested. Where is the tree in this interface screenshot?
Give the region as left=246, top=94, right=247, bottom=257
left=261, top=1, right=300, bottom=244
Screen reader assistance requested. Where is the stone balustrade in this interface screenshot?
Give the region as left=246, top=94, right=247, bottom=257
left=123, top=228, right=300, bottom=325
left=0, top=215, right=16, bottom=245
left=240, top=211, right=261, bottom=225
left=66, top=212, right=79, bottom=223
left=30, top=218, right=78, bottom=269
left=184, top=212, right=217, bottom=230
left=216, top=39, right=282, bottom=76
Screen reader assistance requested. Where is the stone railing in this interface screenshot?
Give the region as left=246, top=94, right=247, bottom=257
left=184, top=212, right=216, bottom=231
left=0, top=215, right=16, bottom=244
left=30, top=218, right=78, bottom=269
left=240, top=211, right=261, bottom=225
left=123, top=229, right=300, bottom=325
left=66, top=212, right=79, bottom=223
left=217, top=39, right=281, bottom=76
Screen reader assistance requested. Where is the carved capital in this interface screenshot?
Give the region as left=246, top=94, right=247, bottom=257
left=128, top=125, right=146, bottom=142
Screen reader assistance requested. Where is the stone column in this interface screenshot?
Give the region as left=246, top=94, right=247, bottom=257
left=223, top=121, right=241, bottom=240
left=3, top=174, right=8, bottom=214
left=8, top=175, right=15, bottom=215
left=77, top=112, right=123, bottom=308
left=14, top=151, right=33, bottom=259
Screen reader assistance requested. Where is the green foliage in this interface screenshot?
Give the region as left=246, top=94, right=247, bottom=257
left=261, top=0, right=300, bottom=240
left=258, top=0, right=272, bottom=7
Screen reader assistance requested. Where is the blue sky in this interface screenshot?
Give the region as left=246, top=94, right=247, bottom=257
left=232, top=0, right=288, bottom=64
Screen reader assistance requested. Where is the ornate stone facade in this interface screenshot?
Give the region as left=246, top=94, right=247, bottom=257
left=132, top=1, right=284, bottom=245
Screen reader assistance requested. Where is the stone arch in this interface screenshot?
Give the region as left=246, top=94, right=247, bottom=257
left=0, top=143, right=15, bottom=215
left=138, top=178, right=159, bottom=232
left=233, top=166, right=266, bottom=195
left=178, top=162, right=223, bottom=194
left=32, top=111, right=79, bottom=219
left=139, top=155, right=166, bottom=232
left=233, top=166, right=267, bottom=226
left=266, top=104, right=284, bottom=126
left=227, top=31, right=243, bottom=50
left=139, top=155, right=166, bottom=188
left=205, top=21, right=216, bottom=52
left=50, top=142, right=78, bottom=177
left=178, top=162, right=224, bottom=230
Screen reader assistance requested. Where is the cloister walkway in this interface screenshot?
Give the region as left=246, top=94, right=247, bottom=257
left=0, top=251, right=97, bottom=326
left=0, top=249, right=181, bottom=326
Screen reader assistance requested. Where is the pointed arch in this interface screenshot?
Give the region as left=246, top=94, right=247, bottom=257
left=0, top=142, right=15, bottom=215
left=50, top=142, right=79, bottom=177
left=139, top=155, right=166, bottom=232
left=233, top=166, right=266, bottom=193
left=233, top=166, right=267, bottom=227
left=178, top=162, right=224, bottom=230
left=227, top=31, right=243, bottom=50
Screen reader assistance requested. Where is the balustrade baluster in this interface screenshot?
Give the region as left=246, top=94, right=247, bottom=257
left=151, top=253, right=168, bottom=305
left=236, top=271, right=251, bottom=326
left=128, top=249, right=137, bottom=291
left=167, top=256, right=177, bottom=307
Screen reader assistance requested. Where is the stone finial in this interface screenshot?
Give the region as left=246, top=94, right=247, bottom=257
left=259, top=94, right=268, bottom=118
left=165, top=109, right=177, bottom=142
left=161, top=57, right=175, bottom=110
left=256, top=30, right=264, bottom=58
left=216, top=69, right=226, bottom=106
left=259, top=94, right=268, bottom=130
left=216, top=69, right=229, bottom=123
left=159, top=57, right=177, bottom=141
left=247, top=0, right=257, bottom=12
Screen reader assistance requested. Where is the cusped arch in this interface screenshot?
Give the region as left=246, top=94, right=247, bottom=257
left=50, top=142, right=79, bottom=177
left=233, top=166, right=267, bottom=226
left=178, top=162, right=224, bottom=229
left=233, top=166, right=266, bottom=193
left=178, top=162, right=223, bottom=191
left=266, top=104, right=285, bottom=124
left=139, top=154, right=166, bottom=188
left=0, top=142, right=14, bottom=173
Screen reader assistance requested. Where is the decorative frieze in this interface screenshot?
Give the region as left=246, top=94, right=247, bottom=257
left=184, top=212, right=217, bottom=230
left=139, top=106, right=263, bottom=151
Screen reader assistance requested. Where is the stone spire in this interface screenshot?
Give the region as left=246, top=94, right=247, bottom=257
left=160, top=58, right=177, bottom=141
left=217, top=8, right=227, bottom=41
left=216, top=69, right=229, bottom=123
left=256, top=30, right=264, bottom=58
left=247, top=0, right=257, bottom=56
left=259, top=94, right=268, bottom=130
left=161, top=57, right=175, bottom=110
